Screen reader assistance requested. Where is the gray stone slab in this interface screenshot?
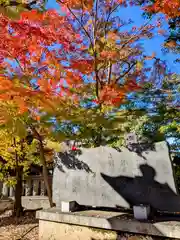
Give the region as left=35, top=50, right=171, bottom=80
left=37, top=209, right=180, bottom=239
left=53, top=141, right=180, bottom=212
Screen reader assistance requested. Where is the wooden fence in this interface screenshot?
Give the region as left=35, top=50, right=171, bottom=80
left=0, top=175, right=52, bottom=198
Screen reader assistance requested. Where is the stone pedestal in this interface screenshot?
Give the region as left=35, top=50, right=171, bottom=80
left=39, top=221, right=117, bottom=240
left=36, top=208, right=180, bottom=240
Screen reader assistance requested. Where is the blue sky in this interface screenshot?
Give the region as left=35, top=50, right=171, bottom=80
left=46, top=0, right=180, bottom=74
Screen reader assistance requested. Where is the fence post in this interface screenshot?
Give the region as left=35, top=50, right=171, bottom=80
left=25, top=179, right=32, bottom=196
left=2, top=182, right=9, bottom=197
left=1, top=175, right=52, bottom=198
left=33, top=179, right=39, bottom=196
left=40, top=179, right=46, bottom=196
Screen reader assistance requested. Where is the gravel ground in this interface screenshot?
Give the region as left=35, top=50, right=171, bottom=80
left=0, top=210, right=38, bottom=240
left=0, top=210, right=177, bottom=240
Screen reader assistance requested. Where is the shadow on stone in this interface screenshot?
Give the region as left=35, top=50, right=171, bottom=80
left=101, top=164, right=180, bottom=213
left=107, top=213, right=165, bottom=238
left=127, top=143, right=156, bottom=160
left=53, top=142, right=178, bottom=212
left=55, top=151, right=94, bottom=173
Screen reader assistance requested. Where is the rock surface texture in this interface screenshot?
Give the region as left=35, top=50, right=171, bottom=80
left=53, top=141, right=179, bottom=212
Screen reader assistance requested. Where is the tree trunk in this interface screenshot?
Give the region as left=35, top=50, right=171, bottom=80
left=92, top=126, right=103, bottom=147
left=39, top=139, right=54, bottom=208
left=14, top=166, right=23, bottom=217
left=31, top=126, right=54, bottom=208
left=13, top=138, right=23, bottom=217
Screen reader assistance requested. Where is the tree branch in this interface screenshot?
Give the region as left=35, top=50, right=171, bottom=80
left=115, top=61, right=136, bottom=84
left=119, top=17, right=153, bottom=51
left=104, top=2, right=121, bottom=37
left=15, top=57, right=24, bottom=73
left=107, top=62, right=112, bottom=84
left=59, top=1, right=94, bottom=51
left=93, top=0, right=101, bottom=98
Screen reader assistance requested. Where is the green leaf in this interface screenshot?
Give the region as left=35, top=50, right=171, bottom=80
left=0, top=6, right=26, bottom=20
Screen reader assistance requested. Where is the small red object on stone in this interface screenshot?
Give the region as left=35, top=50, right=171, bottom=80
left=71, top=146, right=77, bottom=151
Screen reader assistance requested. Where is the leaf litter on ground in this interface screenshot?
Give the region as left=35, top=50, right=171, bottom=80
left=0, top=210, right=38, bottom=240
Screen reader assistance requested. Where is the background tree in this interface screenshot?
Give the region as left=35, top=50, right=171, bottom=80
left=121, top=72, right=180, bottom=150
left=134, top=0, right=180, bottom=55
left=0, top=127, right=39, bottom=217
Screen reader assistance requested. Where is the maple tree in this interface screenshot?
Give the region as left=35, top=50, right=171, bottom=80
left=56, top=0, right=159, bottom=106
left=0, top=1, right=161, bottom=124
left=43, top=0, right=164, bottom=146
left=139, top=0, right=180, bottom=18
left=0, top=3, right=177, bottom=132
left=0, top=8, right=85, bottom=123
left=52, top=58, right=170, bottom=148
left=0, top=2, right=158, bottom=142
left=0, top=9, right=81, bottom=207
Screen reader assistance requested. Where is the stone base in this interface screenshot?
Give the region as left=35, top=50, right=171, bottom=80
left=39, top=221, right=118, bottom=240
left=36, top=208, right=180, bottom=240
left=8, top=196, right=50, bottom=210
left=0, top=196, right=50, bottom=212
left=21, top=196, right=50, bottom=210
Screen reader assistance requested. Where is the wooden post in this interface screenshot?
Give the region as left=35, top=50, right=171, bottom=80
left=33, top=179, right=39, bottom=196
left=25, top=179, right=32, bottom=196
left=40, top=179, right=46, bottom=196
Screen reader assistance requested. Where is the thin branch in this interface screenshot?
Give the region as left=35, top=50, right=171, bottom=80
left=94, top=0, right=99, bottom=44
left=59, top=1, right=94, bottom=51
left=14, top=58, right=24, bottom=72
left=104, top=2, right=121, bottom=37
left=115, top=61, right=136, bottom=84
left=61, top=1, right=102, bottom=99
left=119, top=17, right=154, bottom=51
left=16, top=225, right=38, bottom=240
left=107, top=62, right=112, bottom=84
left=93, top=0, right=101, bottom=98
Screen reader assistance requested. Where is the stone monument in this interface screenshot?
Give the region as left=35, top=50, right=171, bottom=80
left=53, top=140, right=180, bottom=212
